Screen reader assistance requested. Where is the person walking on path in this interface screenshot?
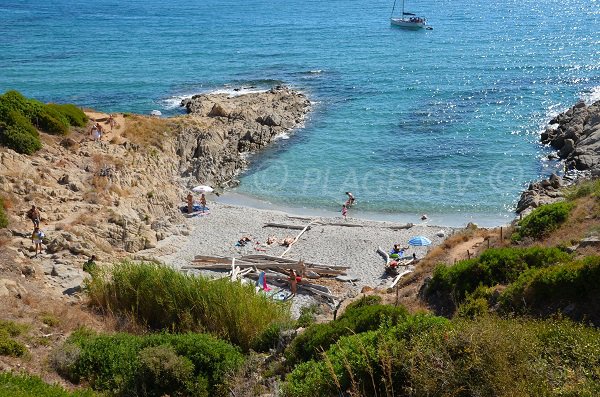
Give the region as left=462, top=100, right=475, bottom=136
left=90, top=123, right=102, bottom=142
left=31, top=226, right=44, bottom=257
left=26, top=205, right=41, bottom=228
left=345, top=192, right=355, bottom=207
left=186, top=192, right=193, bottom=213
left=341, top=204, right=348, bottom=220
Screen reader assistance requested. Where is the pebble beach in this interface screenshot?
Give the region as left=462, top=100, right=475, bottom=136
left=155, top=200, right=454, bottom=313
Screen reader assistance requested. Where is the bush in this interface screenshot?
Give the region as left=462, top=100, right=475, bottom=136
left=0, top=123, right=43, bottom=154
left=0, top=331, right=28, bottom=357
left=283, top=315, right=600, bottom=397
left=500, top=255, right=600, bottom=318
left=0, top=198, right=8, bottom=228
left=512, top=201, right=573, bottom=241
left=427, top=246, right=570, bottom=303
left=285, top=299, right=408, bottom=365
left=47, top=103, right=87, bottom=127
left=0, top=372, right=97, bottom=397
left=136, top=345, right=203, bottom=397
left=60, top=330, right=243, bottom=396
left=85, top=262, right=290, bottom=351
left=0, top=90, right=84, bottom=153
left=251, top=322, right=293, bottom=353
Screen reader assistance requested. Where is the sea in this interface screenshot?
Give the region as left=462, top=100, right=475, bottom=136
left=1, top=0, right=599, bottom=226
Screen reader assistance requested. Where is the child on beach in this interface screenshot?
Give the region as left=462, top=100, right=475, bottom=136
left=200, top=193, right=207, bottom=212
left=31, top=226, right=44, bottom=257
left=341, top=204, right=348, bottom=219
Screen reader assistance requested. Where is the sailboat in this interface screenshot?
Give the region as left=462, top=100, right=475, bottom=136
left=390, top=0, right=430, bottom=30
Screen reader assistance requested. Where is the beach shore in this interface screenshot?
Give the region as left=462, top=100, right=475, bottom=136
left=150, top=199, right=454, bottom=313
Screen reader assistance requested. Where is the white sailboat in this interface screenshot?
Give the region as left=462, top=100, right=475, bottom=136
left=390, top=0, right=430, bottom=30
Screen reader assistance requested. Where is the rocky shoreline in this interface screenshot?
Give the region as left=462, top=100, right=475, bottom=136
left=0, top=86, right=310, bottom=296
left=179, top=86, right=310, bottom=187
left=516, top=99, right=600, bottom=214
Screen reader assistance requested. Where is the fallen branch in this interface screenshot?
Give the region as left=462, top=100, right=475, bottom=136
left=264, top=223, right=310, bottom=230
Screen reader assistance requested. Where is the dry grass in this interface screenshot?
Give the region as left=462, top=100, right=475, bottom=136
left=122, top=115, right=179, bottom=149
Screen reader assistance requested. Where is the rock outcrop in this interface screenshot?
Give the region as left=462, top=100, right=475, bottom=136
left=179, top=86, right=310, bottom=186
left=0, top=86, right=310, bottom=287
left=516, top=100, right=600, bottom=214
left=540, top=100, right=600, bottom=175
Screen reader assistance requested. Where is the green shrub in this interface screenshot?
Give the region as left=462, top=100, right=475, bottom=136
left=565, top=179, right=600, bottom=201
left=0, top=330, right=28, bottom=357
left=35, top=107, right=69, bottom=135
left=0, top=372, right=97, bottom=397
left=0, top=123, right=43, bottom=154
left=296, top=304, right=320, bottom=328
left=85, top=262, right=290, bottom=351
left=47, top=103, right=87, bottom=127
left=285, top=300, right=408, bottom=365
left=427, top=246, right=570, bottom=303
left=0, top=198, right=8, bottom=228
left=500, top=255, right=600, bottom=317
left=60, top=330, right=243, bottom=396
left=283, top=315, right=600, bottom=397
left=136, top=345, right=203, bottom=397
left=251, top=322, right=292, bottom=353
left=513, top=201, right=573, bottom=241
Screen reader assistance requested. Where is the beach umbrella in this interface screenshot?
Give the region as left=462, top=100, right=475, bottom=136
left=192, top=185, right=214, bottom=193
left=408, top=236, right=432, bottom=246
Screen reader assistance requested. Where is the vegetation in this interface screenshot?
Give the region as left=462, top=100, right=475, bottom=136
left=85, top=261, right=291, bottom=351
left=53, top=329, right=243, bottom=397
left=285, top=296, right=409, bottom=365
left=427, top=246, right=570, bottom=303
left=0, top=197, right=8, bottom=228
left=512, top=201, right=573, bottom=241
left=0, top=90, right=87, bottom=154
left=283, top=315, right=600, bottom=397
left=500, top=255, right=600, bottom=318
left=0, top=320, right=29, bottom=357
left=565, top=178, right=600, bottom=201
left=0, top=372, right=97, bottom=397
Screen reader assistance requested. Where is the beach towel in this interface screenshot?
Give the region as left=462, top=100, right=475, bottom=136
left=257, top=271, right=272, bottom=292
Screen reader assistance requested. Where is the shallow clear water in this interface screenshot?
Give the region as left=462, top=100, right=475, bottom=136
left=1, top=0, right=599, bottom=225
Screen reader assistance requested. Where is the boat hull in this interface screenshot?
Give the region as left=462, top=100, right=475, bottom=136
left=390, top=18, right=426, bottom=29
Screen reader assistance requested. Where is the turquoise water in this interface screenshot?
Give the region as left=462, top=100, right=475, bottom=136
left=2, top=0, right=599, bottom=225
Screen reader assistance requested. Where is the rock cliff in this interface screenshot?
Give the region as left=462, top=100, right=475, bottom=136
left=0, top=86, right=310, bottom=293
left=179, top=86, right=310, bottom=186
left=516, top=100, right=600, bottom=213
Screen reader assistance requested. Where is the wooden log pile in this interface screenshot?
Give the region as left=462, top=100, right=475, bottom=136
left=183, top=254, right=349, bottom=299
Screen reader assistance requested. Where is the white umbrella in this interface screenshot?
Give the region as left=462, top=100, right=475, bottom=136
left=192, top=185, right=214, bottom=193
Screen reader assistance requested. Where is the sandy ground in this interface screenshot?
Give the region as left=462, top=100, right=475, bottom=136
left=145, top=200, right=455, bottom=315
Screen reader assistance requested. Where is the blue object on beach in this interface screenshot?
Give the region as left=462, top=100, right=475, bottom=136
left=408, top=236, right=432, bottom=246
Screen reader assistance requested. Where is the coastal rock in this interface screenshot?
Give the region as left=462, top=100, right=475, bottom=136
left=518, top=100, right=600, bottom=214
left=178, top=86, right=310, bottom=187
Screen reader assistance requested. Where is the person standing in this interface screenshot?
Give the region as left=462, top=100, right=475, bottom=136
left=200, top=193, right=207, bottom=212
left=31, top=226, right=44, bottom=257
left=341, top=204, right=348, bottom=220
left=186, top=192, right=193, bottom=213
left=26, top=205, right=41, bottom=228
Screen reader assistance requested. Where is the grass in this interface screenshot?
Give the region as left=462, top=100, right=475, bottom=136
left=283, top=314, right=600, bottom=397
left=121, top=115, right=178, bottom=149
left=0, top=319, right=30, bottom=358
left=0, top=372, right=97, bottom=397
left=500, top=255, right=600, bottom=322
left=85, top=261, right=291, bottom=351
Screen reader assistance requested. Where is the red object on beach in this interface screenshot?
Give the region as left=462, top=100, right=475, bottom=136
left=263, top=273, right=272, bottom=292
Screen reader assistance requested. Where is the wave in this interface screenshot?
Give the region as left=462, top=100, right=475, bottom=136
left=580, top=86, right=600, bottom=105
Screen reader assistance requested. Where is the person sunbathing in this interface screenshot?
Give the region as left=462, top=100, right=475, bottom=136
left=237, top=236, right=252, bottom=247
left=266, top=236, right=277, bottom=245
left=282, top=237, right=294, bottom=247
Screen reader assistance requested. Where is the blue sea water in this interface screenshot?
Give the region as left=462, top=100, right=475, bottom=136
left=1, top=0, right=599, bottom=226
